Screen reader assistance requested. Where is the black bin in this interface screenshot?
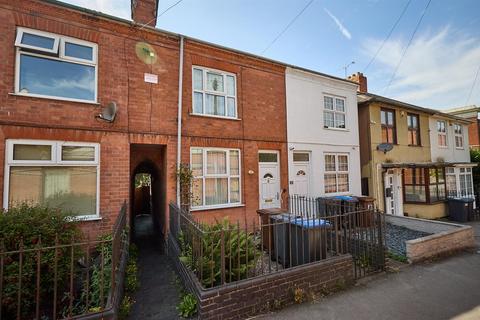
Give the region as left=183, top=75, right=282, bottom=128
left=289, top=217, right=331, bottom=267
left=270, top=214, right=291, bottom=266
left=448, top=198, right=474, bottom=222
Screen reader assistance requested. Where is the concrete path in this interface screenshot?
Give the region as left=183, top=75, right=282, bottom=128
left=128, top=215, right=181, bottom=320
left=258, top=251, right=480, bottom=320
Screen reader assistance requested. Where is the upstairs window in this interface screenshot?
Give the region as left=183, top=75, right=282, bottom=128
left=407, top=113, right=420, bottom=146
left=381, top=108, right=396, bottom=144
left=324, top=96, right=346, bottom=129
left=437, top=120, right=447, bottom=147
left=15, top=27, right=98, bottom=103
left=454, top=124, right=464, bottom=149
left=192, top=67, right=237, bottom=118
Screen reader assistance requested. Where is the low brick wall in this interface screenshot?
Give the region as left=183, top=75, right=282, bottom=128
left=386, top=215, right=475, bottom=263
left=168, top=237, right=354, bottom=319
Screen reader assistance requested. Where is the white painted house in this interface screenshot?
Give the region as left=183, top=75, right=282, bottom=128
left=285, top=67, right=361, bottom=197
left=429, top=114, right=475, bottom=199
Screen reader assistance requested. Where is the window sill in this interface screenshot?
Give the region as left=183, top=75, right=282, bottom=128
left=68, top=215, right=102, bottom=222
left=408, top=144, right=422, bottom=147
left=190, top=203, right=245, bottom=212
left=455, top=147, right=465, bottom=150
left=9, top=92, right=100, bottom=105
left=438, top=146, right=449, bottom=149
left=189, top=113, right=241, bottom=121
left=403, top=200, right=446, bottom=205
left=323, top=127, right=348, bottom=132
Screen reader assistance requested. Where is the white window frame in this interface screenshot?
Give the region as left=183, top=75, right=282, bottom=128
left=437, top=120, right=447, bottom=148
left=454, top=124, right=464, bottom=149
left=192, top=66, right=237, bottom=119
left=323, top=95, right=347, bottom=129
left=14, top=27, right=98, bottom=104
left=3, top=139, right=101, bottom=220
left=446, top=167, right=474, bottom=199
left=324, top=153, right=350, bottom=194
left=190, top=147, right=242, bottom=210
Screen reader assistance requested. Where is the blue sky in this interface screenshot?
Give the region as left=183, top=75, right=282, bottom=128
left=64, top=0, right=480, bottom=110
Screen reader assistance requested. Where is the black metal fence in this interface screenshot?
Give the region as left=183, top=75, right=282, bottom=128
left=0, top=202, right=128, bottom=320
left=169, top=197, right=385, bottom=288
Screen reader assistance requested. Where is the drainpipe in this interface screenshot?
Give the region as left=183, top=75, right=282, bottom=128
left=176, top=36, right=184, bottom=206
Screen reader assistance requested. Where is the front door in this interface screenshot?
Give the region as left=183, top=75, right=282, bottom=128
left=259, top=151, right=281, bottom=209
left=384, top=169, right=403, bottom=216
left=292, top=152, right=310, bottom=196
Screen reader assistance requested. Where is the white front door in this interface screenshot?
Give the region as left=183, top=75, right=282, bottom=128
left=384, top=169, right=403, bottom=216
left=259, top=151, right=281, bottom=209
left=291, top=152, right=310, bottom=196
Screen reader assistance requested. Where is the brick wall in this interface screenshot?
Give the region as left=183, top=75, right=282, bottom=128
left=0, top=0, right=288, bottom=236
left=467, top=117, right=480, bottom=149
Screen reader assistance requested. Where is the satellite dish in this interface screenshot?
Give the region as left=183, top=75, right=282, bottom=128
left=97, top=102, right=117, bottom=122
left=377, top=143, right=393, bottom=154
left=135, top=42, right=157, bottom=65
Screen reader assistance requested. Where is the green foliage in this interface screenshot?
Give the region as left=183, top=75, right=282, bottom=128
left=119, top=295, right=135, bottom=319
left=179, top=219, right=260, bottom=288
left=387, top=251, right=408, bottom=263
left=0, top=203, right=82, bottom=318
left=470, top=149, right=480, bottom=193
left=177, top=293, right=197, bottom=318
left=175, top=163, right=195, bottom=210
left=118, top=244, right=140, bottom=320
left=135, top=173, right=151, bottom=188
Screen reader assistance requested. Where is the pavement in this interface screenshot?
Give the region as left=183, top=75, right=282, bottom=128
left=257, top=221, right=480, bottom=320
left=128, top=215, right=181, bottom=320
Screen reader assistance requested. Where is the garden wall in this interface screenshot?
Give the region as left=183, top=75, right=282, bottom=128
left=386, top=215, right=475, bottom=263
left=168, top=237, right=354, bottom=319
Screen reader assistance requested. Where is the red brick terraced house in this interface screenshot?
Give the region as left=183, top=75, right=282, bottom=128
left=0, top=0, right=290, bottom=238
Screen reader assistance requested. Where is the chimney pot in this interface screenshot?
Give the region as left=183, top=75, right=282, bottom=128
left=131, top=0, right=159, bottom=27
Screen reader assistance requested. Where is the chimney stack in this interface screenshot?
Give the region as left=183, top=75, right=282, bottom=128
left=131, top=0, right=159, bottom=27
left=347, top=72, right=368, bottom=93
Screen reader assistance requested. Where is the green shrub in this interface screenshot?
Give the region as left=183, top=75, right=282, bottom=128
left=118, top=244, right=140, bottom=320
left=0, top=203, right=82, bottom=318
left=177, top=293, right=197, bottom=318
left=179, top=218, right=259, bottom=288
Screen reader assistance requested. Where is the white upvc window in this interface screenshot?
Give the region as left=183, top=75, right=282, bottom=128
left=15, top=27, right=98, bottom=103
left=192, top=66, right=237, bottom=119
left=454, top=124, right=464, bottom=149
left=191, top=148, right=241, bottom=209
left=446, top=167, right=474, bottom=199
left=437, top=120, right=447, bottom=147
left=4, top=139, right=100, bottom=219
left=323, top=95, right=346, bottom=129
left=324, top=153, right=349, bottom=193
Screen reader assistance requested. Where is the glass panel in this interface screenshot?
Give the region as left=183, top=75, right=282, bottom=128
left=229, top=150, right=239, bottom=175
left=62, top=146, right=95, bottom=161
left=437, top=184, right=446, bottom=200
left=191, top=178, right=203, bottom=207
left=324, top=96, right=334, bottom=110
left=64, top=42, right=93, bottom=61
left=21, top=32, right=55, bottom=50
left=446, top=174, right=457, bottom=197
left=324, top=155, right=336, bottom=171
left=193, top=92, right=203, bottom=114
left=191, top=149, right=203, bottom=176
left=207, top=150, right=227, bottom=174
left=206, top=72, right=224, bottom=92
left=259, top=153, right=277, bottom=163
left=226, top=76, right=235, bottom=96
left=404, top=185, right=426, bottom=202
left=205, top=178, right=228, bottom=205
left=338, top=155, right=348, bottom=171
left=430, top=185, right=439, bottom=202
left=230, top=177, right=240, bottom=203
left=9, top=166, right=97, bottom=216
left=13, top=144, right=52, bottom=161
left=227, top=97, right=236, bottom=117
left=324, top=174, right=336, bottom=193
left=437, top=169, right=445, bottom=183
left=337, top=173, right=349, bottom=192
left=293, top=153, right=309, bottom=162
left=19, top=54, right=95, bottom=101
left=335, top=113, right=346, bottom=128
left=335, top=98, right=345, bottom=112
left=381, top=111, right=386, bottom=125
left=205, top=94, right=225, bottom=116
left=387, top=111, right=394, bottom=125
left=193, top=69, right=203, bottom=90
left=324, top=111, right=334, bottom=127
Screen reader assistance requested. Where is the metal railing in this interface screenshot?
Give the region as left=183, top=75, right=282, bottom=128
left=0, top=202, right=127, bottom=320
left=169, top=198, right=385, bottom=289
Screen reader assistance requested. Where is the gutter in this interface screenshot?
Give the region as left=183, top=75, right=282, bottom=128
left=176, top=36, right=184, bottom=206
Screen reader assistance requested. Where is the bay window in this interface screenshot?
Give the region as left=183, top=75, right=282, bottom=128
left=192, top=67, right=237, bottom=118
left=191, top=148, right=241, bottom=209
left=15, top=27, right=97, bottom=103
left=324, top=153, right=349, bottom=193
left=5, top=140, right=100, bottom=218
left=446, top=167, right=474, bottom=198
left=324, top=95, right=346, bottom=129
left=403, top=167, right=446, bottom=203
